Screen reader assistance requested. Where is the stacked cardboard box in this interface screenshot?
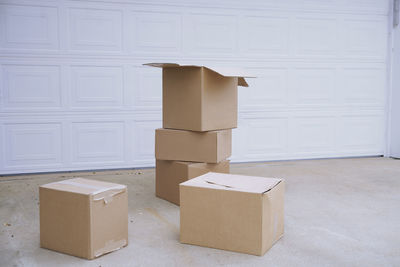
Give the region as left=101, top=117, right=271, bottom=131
left=145, top=63, right=253, bottom=205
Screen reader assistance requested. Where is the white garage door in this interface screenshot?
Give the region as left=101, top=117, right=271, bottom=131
left=0, top=0, right=389, bottom=174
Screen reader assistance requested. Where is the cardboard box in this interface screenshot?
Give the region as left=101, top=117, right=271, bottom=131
left=156, top=159, right=230, bottom=205
left=180, top=172, right=284, bottom=256
left=155, top=128, right=231, bottom=163
left=40, top=178, right=128, bottom=259
left=144, top=63, right=254, bottom=131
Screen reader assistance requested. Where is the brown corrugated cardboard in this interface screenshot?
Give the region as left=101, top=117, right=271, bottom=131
left=144, top=63, right=255, bottom=131
left=180, top=172, right=284, bottom=256
left=155, top=128, right=231, bottom=163
left=40, top=178, right=128, bottom=259
left=156, top=159, right=230, bottom=205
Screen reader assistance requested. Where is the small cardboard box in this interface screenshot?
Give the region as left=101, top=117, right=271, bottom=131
left=145, top=63, right=254, bottom=132
left=40, top=178, right=128, bottom=259
left=156, top=159, right=230, bottom=205
left=180, top=172, right=284, bottom=256
left=155, top=128, right=231, bottom=163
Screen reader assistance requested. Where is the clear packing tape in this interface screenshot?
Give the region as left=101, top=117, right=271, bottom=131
left=56, top=180, right=126, bottom=204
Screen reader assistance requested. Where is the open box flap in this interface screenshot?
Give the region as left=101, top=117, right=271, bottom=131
left=180, top=172, right=282, bottom=194
left=144, top=63, right=255, bottom=87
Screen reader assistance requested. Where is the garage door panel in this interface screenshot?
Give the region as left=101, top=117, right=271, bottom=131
left=238, top=116, right=288, bottom=160
left=238, top=16, right=290, bottom=56
left=1, top=64, right=61, bottom=110
left=70, top=65, right=124, bottom=108
left=0, top=4, right=59, bottom=50
left=289, top=116, right=335, bottom=154
left=132, top=119, right=162, bottom=164
left=241, top=68, right=288, bottom=108
left=70, top=121, right=125, bottom=165
left=3, top=123, right=63, bottom=168
left=0, top=0, right=389, bottom=174
left=233, top=109, right=386, bottom=161
left=335, top=0, right=388, bottom=13
left=183, top=13, right=236, bottom=54
left=68, top=8, right=123, bottom=52
left=342, top=18, right=388, bottom=59
left=130, top=11, right=182, bottom=53
left=241, top=63, right=386, bottom=111
left=130, top=66, right=162, bottom=109
left=294, top=16, right=337, bottom=56
left=289, top=68, right=336, bottom=106
left=337, top=115, right=385, bottom=153
left=339, top=68, right=386, bottom=105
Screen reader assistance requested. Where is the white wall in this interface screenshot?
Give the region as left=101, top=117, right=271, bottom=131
left=0, top=0, right=390, bottom=174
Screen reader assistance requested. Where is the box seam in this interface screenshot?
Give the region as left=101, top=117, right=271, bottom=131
left=260, top=194, right=265, bottom=256
left=88, top=195, right=93, bottom=259
left=200, top=67, right=205, bottom=130
left=216, top=131, right=219, bottom=162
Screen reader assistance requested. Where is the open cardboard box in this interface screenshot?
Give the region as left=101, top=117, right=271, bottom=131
left=145, top=63, right=255, bottom=132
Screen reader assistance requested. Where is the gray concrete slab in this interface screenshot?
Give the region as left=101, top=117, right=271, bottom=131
left=0, top=157, right=399, bottom=267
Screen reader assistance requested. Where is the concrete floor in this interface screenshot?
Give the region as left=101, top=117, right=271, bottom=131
left=0, top=157, right=399, bottom=267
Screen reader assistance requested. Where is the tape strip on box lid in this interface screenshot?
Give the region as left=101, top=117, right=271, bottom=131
left=49, top=179, right=126, bottom=203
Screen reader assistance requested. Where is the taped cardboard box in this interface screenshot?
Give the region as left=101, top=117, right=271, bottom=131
left=156, top=159, right=230, bottom=205
left=155, top=128, right=231, bottom=163
left=145, top=63, right=255, bottom=132
left=40, top=178, right=128, bottom=259
left=180, top=172, right=284, bottom=256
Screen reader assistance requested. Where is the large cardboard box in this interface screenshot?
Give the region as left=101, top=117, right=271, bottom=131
left=156, top=159, right=230, bottom=205
left=145, top=63, right=254, bottom=131
left=155, top=128, right=231, bottom=163
left=180, top=172, right=284, bottom=256
left=40, top=178, right=128, bottom=259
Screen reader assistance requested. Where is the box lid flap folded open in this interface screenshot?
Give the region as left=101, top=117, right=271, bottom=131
left=180, top=172, right=282, bottom=194
left=41, top=178, right=126, bottom=198
left=143, top=63, right=255, bottom=87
